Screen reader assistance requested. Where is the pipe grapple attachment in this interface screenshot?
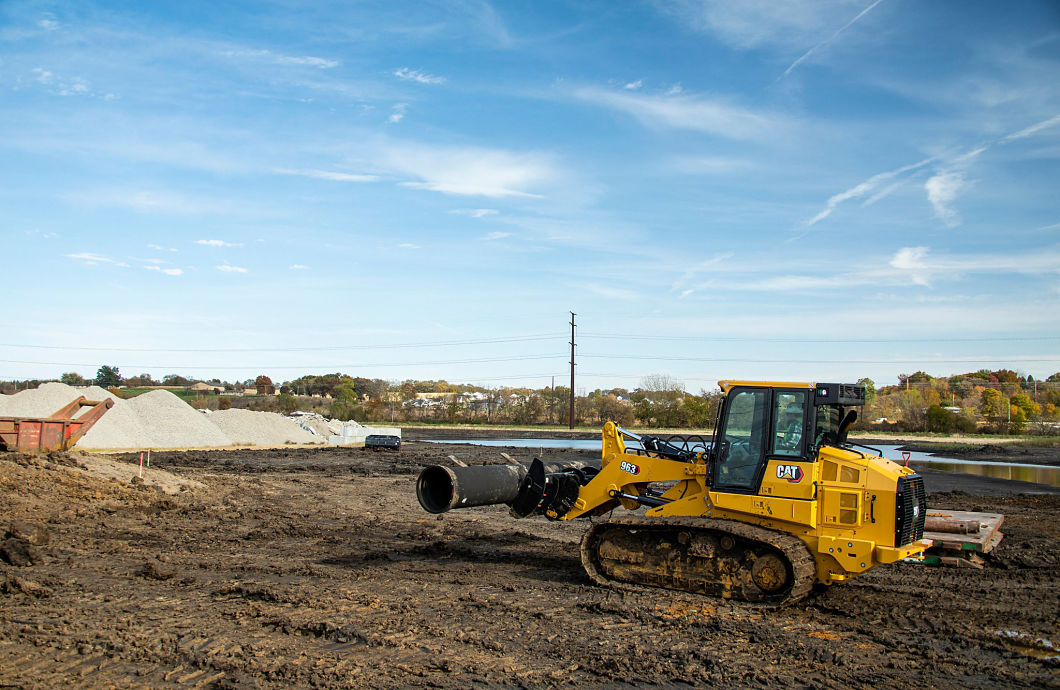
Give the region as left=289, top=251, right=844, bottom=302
left=416, top=459, right=599, bottom=519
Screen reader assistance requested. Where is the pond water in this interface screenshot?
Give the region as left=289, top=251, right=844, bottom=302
left=424, top=439, right=1060, bottom=488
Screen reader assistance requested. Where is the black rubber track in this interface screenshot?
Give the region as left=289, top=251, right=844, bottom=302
left=580, top=515, right=816, bottom=607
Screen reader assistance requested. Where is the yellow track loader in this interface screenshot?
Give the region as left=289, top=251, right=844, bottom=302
left=417, top=381, right=930, bottom=605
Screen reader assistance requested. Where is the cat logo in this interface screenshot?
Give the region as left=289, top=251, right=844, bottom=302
left=776, top=464, right=804, bottom=483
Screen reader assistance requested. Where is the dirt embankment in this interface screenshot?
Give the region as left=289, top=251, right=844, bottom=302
left=1, top=444, right=1057, bottom=688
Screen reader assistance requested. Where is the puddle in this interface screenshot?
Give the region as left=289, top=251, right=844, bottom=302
left=991, top=630, right=1059, bottom=663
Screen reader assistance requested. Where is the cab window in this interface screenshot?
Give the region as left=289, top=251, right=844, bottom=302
left=716, top=389, right=768, bottom=489
left=772, top=391, right=807, bottom=457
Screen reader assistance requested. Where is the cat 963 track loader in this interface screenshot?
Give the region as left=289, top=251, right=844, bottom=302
left=416, top=381, right=930, bottom=605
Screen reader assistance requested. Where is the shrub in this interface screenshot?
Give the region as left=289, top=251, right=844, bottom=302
left=277, top=393, right=298, bottom=414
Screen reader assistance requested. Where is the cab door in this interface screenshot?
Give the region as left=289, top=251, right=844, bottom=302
left=760, top=389, right=815, bottom=500
left=713, top=387, right=769, bottom=492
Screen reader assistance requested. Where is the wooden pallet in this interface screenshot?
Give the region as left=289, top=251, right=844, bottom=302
left=921, top=509, right=1005, bottom=568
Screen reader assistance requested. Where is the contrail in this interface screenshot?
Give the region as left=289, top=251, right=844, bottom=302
left=781, top=0, right=888, bottom=79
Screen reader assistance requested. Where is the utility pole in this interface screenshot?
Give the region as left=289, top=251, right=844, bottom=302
left=569, top=311, right=576, bottom=430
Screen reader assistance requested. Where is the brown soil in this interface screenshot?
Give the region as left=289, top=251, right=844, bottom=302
left=1, top=444, right=1057, bottom=688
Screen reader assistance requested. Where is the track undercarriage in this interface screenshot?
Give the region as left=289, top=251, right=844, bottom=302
left=580, top=516, right=816, bottom=606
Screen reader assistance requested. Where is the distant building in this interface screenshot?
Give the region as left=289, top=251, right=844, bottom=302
left=190, top=382, right=224, bottom=393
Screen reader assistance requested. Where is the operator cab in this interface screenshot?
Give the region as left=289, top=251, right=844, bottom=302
left=711, top=381, right=865, bottom=493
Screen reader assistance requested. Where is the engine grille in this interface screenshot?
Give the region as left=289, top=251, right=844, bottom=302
left=894, top=475, right=927, bottom=546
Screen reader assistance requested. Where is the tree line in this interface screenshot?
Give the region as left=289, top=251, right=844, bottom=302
left=3, top=366, right=1059, bottom=435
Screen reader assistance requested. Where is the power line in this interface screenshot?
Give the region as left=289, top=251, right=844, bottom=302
left=0, top=334, right=562, bottom=353
left=580, top=333, right=1060, bottom=344
left=0, top=354, right=564, bottom=370
left=580, top=354, right=1060, bottom=364
left=5, top=332, right=1056, bottom=354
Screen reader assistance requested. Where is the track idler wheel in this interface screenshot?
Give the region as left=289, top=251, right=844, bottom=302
left=751, top=553, right=789, bottom=593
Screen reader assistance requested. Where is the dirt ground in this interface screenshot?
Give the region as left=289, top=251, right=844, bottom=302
left=1, top=442, right=1057, bottom=689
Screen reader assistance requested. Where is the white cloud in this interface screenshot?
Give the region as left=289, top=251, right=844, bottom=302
left=671, top=252, right=735, bottom=293
left=65, top=252, right=129, bottom=268
left=147, top=244, right=178, bottom=252
left=451, top=208, right=499, bottom=218
left=197, top=239, right=243, bottom=247
left=399, top=243, right=421, bottom=249
left=780, top=0, right=888, bottom=78
left=889, top=246, right=931, bottom=286
left=277, top=56, right=339, bottom=69
left=38, top=15, right=59, bottom=31
left=623, top=79, right=643, bottom=91
left=482, top=231, right=512, bottom=240
left=660, top=0, right=862, bottom=50
left=1002, top=114, right=1060, bottom=142
left=65, top=189, right=231, bottom=214
left=145, top=265, right=183, bottom=276
left=714, top=246, right=1060, bottom=293
left=223, top=49, right=338, bottom=69
left=26, top=229, right=58, bottom=239
left=275, top=168, right=378, bottom=182
left=289, top=264, right=309, bottom=270
left=573, top=87, right=781, bottom=140
left=670, top=155, right=753, bottom=175
left=31, top=68, right=93, bottom=97
left=389, top=103, right=408, bottom=124
left=216, top=264, right=248, bottom=273
left=394, top=67, right=446, bottom=85
left=924, top=171, right=966, bottom=226
left=382, top=142, right=556, bottom=198
left=583, top=283, right=641, bottom=300
left=802, top=156, right=934, bottom=228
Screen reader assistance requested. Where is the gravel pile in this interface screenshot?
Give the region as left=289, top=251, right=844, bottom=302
left=1, top=383, right=365, bottom=450
left=208, top=409, right=321, bottom=446
left=0, top=383, right=119, bottom=418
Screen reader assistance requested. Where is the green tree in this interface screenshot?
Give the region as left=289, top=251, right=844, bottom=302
left=856, top=378, right=877, bottom=406
left=678, top=393, right=714, bottom=429
left=60, top=372, right=86, bottom=385
left=1008, top=406, right=1027, bottom=434
left=1009, top=393, right=1040, bottom=417
left=94, top=365, right=122, bottom=388
left=979, top=388, right=1008, bottom=433
left=979, top=388, right=1005, bottom=417
left=277, top=393, right=298, bottom=414
left=596, top=394, right=634, bottom=426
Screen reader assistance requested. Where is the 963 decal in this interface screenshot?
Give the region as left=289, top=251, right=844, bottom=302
left=776, top=464, right=804, bottom=483
left=620, top=460, right=641, bottom=476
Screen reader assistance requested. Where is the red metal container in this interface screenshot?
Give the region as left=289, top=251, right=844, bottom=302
left=0, top=397, right=114, bottom=452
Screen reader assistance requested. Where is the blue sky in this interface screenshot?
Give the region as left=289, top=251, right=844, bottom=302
left=2, top=0, right=1059, bottom=392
